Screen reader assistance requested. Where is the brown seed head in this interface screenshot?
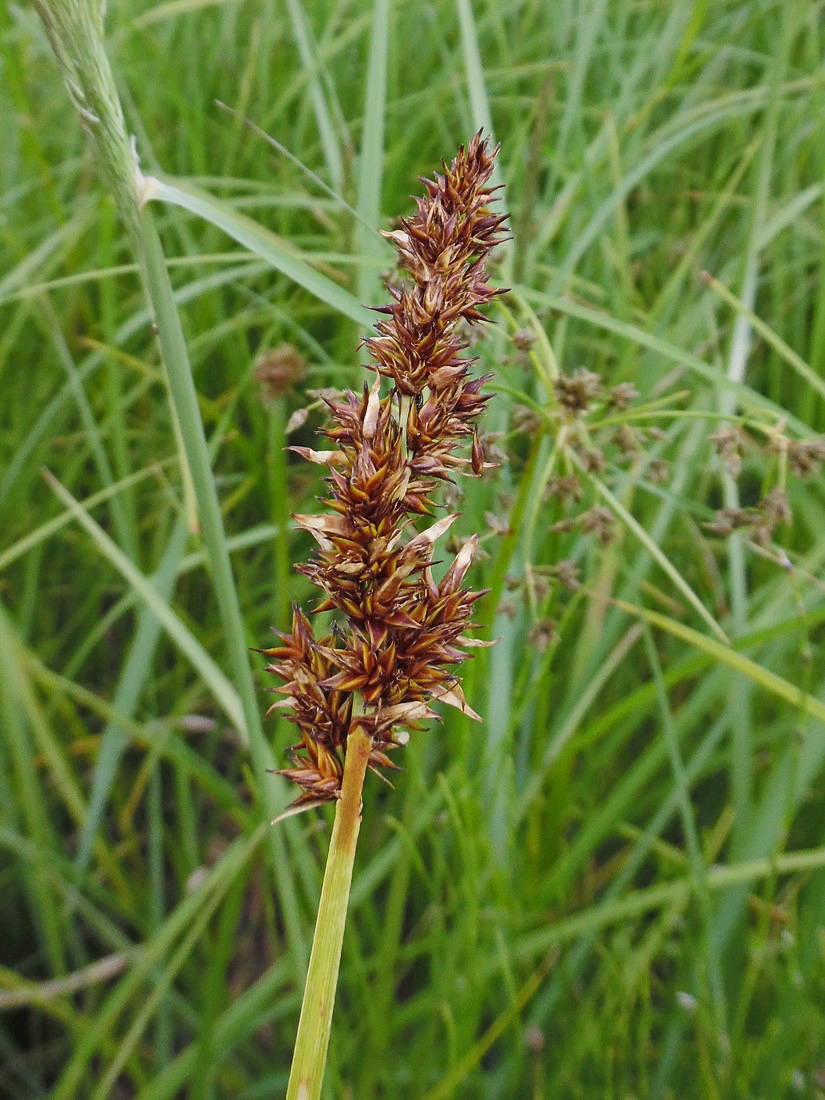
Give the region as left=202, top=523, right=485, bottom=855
left=263, top=136, right=507, bottom=810
left=254, top=344, right=307, bottom=401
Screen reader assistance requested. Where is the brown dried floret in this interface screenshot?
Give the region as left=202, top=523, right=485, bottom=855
left=705, top=488, right=791, bottom=546
left=788, top=438, right=825, bottom=477
left=554, top=369, right=602, bottom=415
left=581, top=506, right=615, bottom=545
left=613, top=424, right=643, bottom=456
left=648, top=458, right=670, bottom=484
left=526, top=619, right=559, bottom=652
left=580, top=449, right=606, bottom=474
left=608, top=382, right=638, bottom=410
left=705, top=507, right=751, bottom=538
left=513, top=328, right=535, bottom=351
left=545, top=475, right=582, bottom=503
left=549, top=559, right=581, bottom=592
left=758, top=487, right=791, bottom=531
left=710, top=425, right=743, bottom=479
left=254, top=344, right=307, bottom=401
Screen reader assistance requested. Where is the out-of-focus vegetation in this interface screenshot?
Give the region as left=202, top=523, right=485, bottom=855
left=2, top=2, right=825, bottom=1096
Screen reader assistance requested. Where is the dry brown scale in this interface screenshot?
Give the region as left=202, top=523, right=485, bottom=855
left=258, top=134, right=509, bottom=812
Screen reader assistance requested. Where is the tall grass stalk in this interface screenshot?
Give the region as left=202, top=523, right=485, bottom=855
left=32, top=0, right=306, bottom=971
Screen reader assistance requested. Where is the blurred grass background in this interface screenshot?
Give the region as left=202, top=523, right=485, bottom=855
left=3, top=0, right=825, bottom=1096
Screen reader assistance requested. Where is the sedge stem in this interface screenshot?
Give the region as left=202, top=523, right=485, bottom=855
left=286, top=716, right=373, bottom=1099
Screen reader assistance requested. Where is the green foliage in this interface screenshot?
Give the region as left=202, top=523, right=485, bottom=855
left=2, top=0, right=825, bottom=1096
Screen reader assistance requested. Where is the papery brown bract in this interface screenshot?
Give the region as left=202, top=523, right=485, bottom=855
left=262, top=134, right=507, bottom=809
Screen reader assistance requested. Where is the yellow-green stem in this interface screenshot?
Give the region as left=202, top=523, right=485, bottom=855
left=287, top=720, right=373, bottom=1099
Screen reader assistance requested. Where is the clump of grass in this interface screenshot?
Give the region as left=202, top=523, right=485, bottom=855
left=261, top=134, right=507, bottom=1098
left=12, top=2, right=825, bottom=1096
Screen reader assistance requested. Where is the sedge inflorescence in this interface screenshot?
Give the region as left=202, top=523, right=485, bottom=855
left=260, top=134, right=508, bottom=812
